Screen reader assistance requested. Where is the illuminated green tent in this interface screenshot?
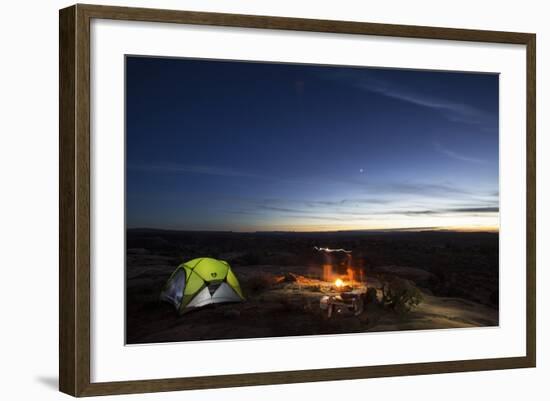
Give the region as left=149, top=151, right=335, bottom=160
left=160, top=257, right=245, bottom=314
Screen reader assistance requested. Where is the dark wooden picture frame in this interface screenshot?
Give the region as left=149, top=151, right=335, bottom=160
left=59, top=3, right=536, bottom=397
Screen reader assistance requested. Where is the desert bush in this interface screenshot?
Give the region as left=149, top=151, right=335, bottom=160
left=364, top=287, right=378, bottom=304
left=380, top=276, right=423, bottom=313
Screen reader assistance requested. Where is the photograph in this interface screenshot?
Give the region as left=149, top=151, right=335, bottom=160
left=125, top=56, right=500, bottom=345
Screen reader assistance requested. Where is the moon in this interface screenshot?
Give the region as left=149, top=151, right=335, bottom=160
left=359, top=168, right=364, bottom=173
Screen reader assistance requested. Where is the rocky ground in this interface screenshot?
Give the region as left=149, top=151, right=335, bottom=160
left=126, top=251, right=498, bottom=344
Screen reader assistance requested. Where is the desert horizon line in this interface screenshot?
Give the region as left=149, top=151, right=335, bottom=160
left=126, top=225, right=499, bottom=234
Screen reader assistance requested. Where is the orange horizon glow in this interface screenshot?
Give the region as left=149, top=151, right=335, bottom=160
left=133, top=225, right=500, bottom=234
left=216, top=225, right=500, bottom=234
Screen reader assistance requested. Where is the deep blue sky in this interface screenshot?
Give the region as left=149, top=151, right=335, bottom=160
left=126, top=56, right=499, bottom=232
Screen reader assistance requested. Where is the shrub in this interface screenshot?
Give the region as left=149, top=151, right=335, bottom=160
left=380, top=276, right=423, bottom=313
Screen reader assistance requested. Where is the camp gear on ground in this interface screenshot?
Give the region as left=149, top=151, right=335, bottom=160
left=320, top=290, right=364, bottom=318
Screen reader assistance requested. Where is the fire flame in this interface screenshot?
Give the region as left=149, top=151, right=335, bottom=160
left=334, top=278, right=344, bottom=288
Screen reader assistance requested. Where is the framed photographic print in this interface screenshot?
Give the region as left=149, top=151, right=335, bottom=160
left=59, top=4, right=536, bottom=397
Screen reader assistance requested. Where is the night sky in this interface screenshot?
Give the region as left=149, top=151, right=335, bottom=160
left=126, top=56, right=499, bottom=232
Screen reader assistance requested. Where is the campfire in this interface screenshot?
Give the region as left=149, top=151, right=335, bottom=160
left=316, top=245, right=364, bottom=288
left=313, top=247, right=368, bottom=318
left=333, top=277, right=354, bottom=292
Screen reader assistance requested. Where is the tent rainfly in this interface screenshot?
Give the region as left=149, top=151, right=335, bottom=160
left=160, top=257, right=245, bottom=314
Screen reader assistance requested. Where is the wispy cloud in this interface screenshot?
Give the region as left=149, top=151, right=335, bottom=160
left=434, top=142, right=487, bottom=164
left=320, top=71, right=491, bottom=125
left=370, top=181, right=472, bottom=198
left=230, top=197, right=498, bottom=222
left=227, top=208, right=376, bottom=222
left=128, top=163, right=266, bottom=179
left=451, top=207, right=499, bottom=213
left=258, top=204, right=385, bottom=218
left=360, top=79, right=485, bottom=124
left=306, top=198, right=390, bottom=207
left=128, top=163, right=321, bottom=188
left=402, top=206, right=498, bottom=216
